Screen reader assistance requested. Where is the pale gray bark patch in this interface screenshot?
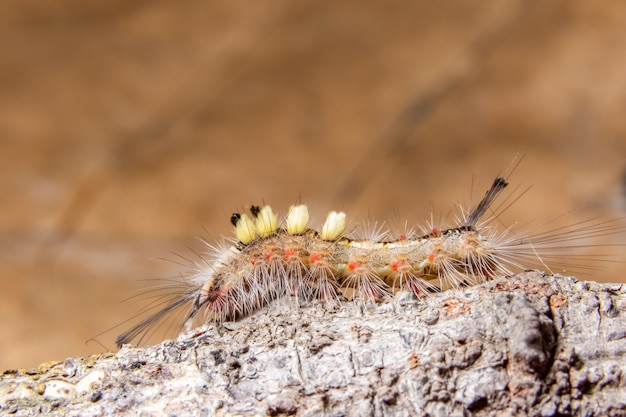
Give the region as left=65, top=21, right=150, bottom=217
left=1, top=271, right=625, bottom=416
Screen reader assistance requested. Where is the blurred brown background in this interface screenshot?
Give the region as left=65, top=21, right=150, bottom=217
left=1, top=1, right=625, bottom=370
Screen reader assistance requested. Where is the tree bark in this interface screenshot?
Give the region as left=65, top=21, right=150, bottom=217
left=1, top=271, right=625, bottom=416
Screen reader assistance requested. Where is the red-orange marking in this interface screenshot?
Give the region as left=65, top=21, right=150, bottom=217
left=347, top=261, right=360, bottom=272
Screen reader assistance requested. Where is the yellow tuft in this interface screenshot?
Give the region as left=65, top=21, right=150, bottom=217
left=255, top=205, right=278, bottom=237
left=321, top=211, right=347, bottom=240
left=235, top=213, right=258, bottom=244
left=286, top=205, right=310, bottom=234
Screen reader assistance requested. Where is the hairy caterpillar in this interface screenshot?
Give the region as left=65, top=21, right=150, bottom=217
left=115, top=175, right=622, bottom=347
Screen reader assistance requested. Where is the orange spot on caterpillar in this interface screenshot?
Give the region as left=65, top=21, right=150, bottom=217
left=427, top=253, right=437, bottom=263
left=310, top=253, right=322, bottom=263
left=347, top=261, right=360, bottom=271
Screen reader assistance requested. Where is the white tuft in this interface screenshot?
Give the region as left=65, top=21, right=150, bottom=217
left=286, top=205, right=310, bottom=234
left=255, top=205, right=278, bottom=237
left=235, top=213, right=258, bottom=244
left=321, top=211, right=347, bottom=240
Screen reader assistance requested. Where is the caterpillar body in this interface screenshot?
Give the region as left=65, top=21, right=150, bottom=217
left=115, top=176, right=621, bottom=347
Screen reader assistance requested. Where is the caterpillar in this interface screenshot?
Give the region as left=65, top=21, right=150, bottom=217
left=115, top=175, right=622, bottom=347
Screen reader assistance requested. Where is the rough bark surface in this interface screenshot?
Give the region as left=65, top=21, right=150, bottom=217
left=1, top=271, right=625, bottom=416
